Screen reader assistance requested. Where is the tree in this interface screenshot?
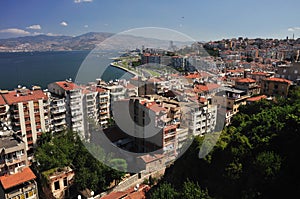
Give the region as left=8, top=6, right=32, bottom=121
left=254, top=151, right=281, bottom=180
left=181, top=180, right=212, bottom=199
left=150, top=182, right=178, bottom=199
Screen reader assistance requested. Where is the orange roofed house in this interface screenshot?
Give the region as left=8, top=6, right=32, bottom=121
left=261, top=77, right=292, bottom=97
left=0, top=167, right=38, bottom=199
left=0, top=136, right=38, bottom=199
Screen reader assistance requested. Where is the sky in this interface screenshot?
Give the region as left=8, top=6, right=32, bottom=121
left=1, top=0, right=300, bottom=41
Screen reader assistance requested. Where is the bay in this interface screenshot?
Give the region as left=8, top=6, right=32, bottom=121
left=0, top=51, right=134, bottom=90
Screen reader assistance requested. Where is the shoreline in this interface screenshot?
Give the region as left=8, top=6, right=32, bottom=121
left=110, top=62, right=139, bottom=77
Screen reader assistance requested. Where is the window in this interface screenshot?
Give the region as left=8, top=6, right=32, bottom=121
left=54, top=181, right=60, bottom=190
left=63, top=177, right=68, bottom=187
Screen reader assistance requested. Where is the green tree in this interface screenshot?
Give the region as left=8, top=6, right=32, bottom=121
left=254, top=151, right=281, bottom=180
left=181, top=180, right=212, bottom=199
left=150, top=182, right=178, bottom=199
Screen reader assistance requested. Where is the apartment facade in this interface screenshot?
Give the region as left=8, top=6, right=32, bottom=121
left=0, top=136, right=27, bottom=176
left=261, top=77, right=292, bottom=97
left=48, top=81, right=84, bottom=135
left=234, top=77, right=260, bottom=96
left=49, top=97, right=67, bottom=134
left=1, top=87, right=50, bottom=153
left=0, top=167, right=38, bottom=199
left=0, top=136, right=38, bottom=199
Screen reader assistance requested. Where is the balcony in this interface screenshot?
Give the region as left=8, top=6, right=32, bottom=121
left=52, top=108, right=66, bottom=114
left=72, top=116, right=82, bottom=123
left=70, top=92, right=81, bottom=99
left=100, top=120, right=108, bottom=125
left=71, top=111, right=82, bottom=117
left=70, top=105, right=81, bottom=111
left=100, top=111, right=108, bottom=115
left=54, top=120, right=66, bottom=126
left=53, top=114, right=65, bottom=120
left=73, top=123, right=83, bottom=128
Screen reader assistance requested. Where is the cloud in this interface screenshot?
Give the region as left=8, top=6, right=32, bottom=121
left=0, top=28, right=30, bottom=35
left=74, top=0, right=93, bottom=3
left=26, top=24, right=42, bottom=30
left=84, top=25, right=89, bottom=28
left=46, top=32, right=62, bottom=36
left=60, top=21, right=68, bottom=27
left=32, top=32, right=43, bottom=35
left=288, top=27, right=300, bottom=32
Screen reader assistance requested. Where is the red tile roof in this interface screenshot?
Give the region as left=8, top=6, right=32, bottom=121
left=96, top=87, right=107, bottom=93
left=185, top=73, right=201, bottom=79
left=2, top=89, right=48, bottom=105
left=0, top=95, right=6, bottom=106
left=247, top=95, right=267, bottom=102
left=265, top=77, right=292, bottom=84
left=126, top=83, right=137, bottom=89
left=141, top=101, right=166, bottom=113
left=55, top=81, right=80, bottom=91
left=140, top=154, right=164, bottom=163
left=102, top=184, right=149, bottom=199
left=0, top=167, right=36, bottom=189
left=148, top=77, right=162, bottom=83
left=250, top=72, right=268, bottom=76
left=101, top=191, right=127, bottom=199
left=194, top=83, right=220, bottom=93
left=235, top=78, right=256, bottom=83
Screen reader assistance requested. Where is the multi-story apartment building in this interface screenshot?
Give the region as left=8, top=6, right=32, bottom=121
left=0, top=136, right=38, bottom=199
left=48, top=80, right=111, bottom=140
left=128, top=97, right=179, bottom=165
left=234, top=78, right=260, bottom=96
left=0, top=95, right=9, bottom=127
left=97, top=87, right=110, bottom=129
left=184, top=103, right=217, bottom=137
left=48, top=80, right=84, bottom=135
left=276, top=62, right=300, bottom=83
left=0, top=136, right=27, bottom=176
left=49, top=97, right=67, bottom=134
left=1, top=87, right=50, bottom=154
left=102, top=83, right=126, bottom=103
left=0, top=167, right=38, bottom=199
left=261, top=77, right=292, bottom=97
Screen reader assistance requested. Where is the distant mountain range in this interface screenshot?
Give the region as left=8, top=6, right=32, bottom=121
left=0, top=32, right=194, bottom=52
left=0, top=32, right=114, bottom=52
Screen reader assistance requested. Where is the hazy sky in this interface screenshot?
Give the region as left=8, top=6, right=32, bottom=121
left=1, top=0, right=300, bottom=41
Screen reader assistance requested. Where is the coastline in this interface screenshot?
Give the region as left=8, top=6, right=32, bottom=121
left=110, top=62, right=139, bottom=77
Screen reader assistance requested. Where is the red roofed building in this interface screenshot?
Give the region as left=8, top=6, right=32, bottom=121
left=246, top=95, right=267, bottom=104
left=48, top=80, right=84, bottom=134
left=128, top=97, right=178, bottom=165
left=235, top=78, right=260, bottom=95
left=261, top=77, right=292, bottom=97
left=48, top=80, right=111, bottom=138
left=247, top=71, right=272, bottom=83
left=1, top=87, right=50, bottom=154
left=0, top=167, right=38, bottom=199
left=101, top=184, right=149, bottom=199
left=194, top=83, right=221, bottom=96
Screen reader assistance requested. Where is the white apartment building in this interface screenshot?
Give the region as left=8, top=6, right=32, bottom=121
left=1, top=87, right=50, bottom=154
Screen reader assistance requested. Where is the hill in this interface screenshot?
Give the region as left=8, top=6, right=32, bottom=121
left=0, top=32, right=114, bottom=52
left=148, top=87, right=300, bottom=199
